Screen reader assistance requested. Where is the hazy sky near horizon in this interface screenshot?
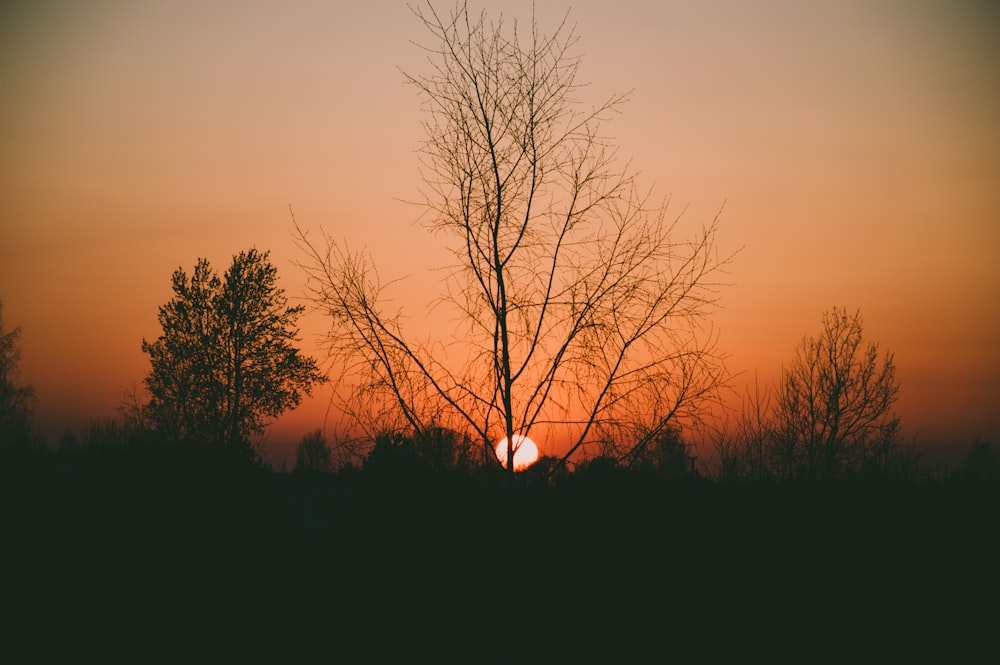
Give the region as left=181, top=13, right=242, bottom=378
left=2, top=0, right=998, bottom=466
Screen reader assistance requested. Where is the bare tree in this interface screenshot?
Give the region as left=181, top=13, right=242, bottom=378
left=775, top=307, right=909, bottom=479
left=713, top=375, right=786, bottom=482
left=716, top=307, right=916, bottom=481
left=295, top=1, right=729, bottom=477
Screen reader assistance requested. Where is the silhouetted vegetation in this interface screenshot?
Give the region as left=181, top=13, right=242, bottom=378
left=141, top=249, right=325, bottom=460
left=6, top=390, right=997, bottom=660
left=3, top=5, right=996, bottom=655
left=295, top=0, right=730, bottom=480
left=600, top=423, right=700, bottom=479
left=294, top=428, right=332, bottom=473
left=362, top=427, right=483, bottom=486
left=716, top=308, right=920, bottom=482
left=960, top=437, right=997, bottom=482
left=0, top=299, right=40, bottom=453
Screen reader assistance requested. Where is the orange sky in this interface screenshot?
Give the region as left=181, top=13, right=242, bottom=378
left=2, top=0, right=998, bottom=469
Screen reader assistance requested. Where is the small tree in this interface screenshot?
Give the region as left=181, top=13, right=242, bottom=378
left=295, top=429, right=332, bottom=473
left=0, top=299, right=38, bottom=452
left=296, top=1, right=728, bottom=478
left=714, top=377, right=776, bottom=482
left=774, top=307, right=909, bottom=480
left=715, top=309, right=917, bottom=481
left=142, top=249, right=325, bottom=457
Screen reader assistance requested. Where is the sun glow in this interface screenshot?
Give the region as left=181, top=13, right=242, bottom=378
left=495, top=435, right=540, bottom=471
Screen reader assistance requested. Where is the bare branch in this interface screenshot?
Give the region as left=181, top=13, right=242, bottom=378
left=296, top=2, right=732, bottom=475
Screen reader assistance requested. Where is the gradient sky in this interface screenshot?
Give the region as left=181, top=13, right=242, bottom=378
left=2, top=0, right=998, bottom=469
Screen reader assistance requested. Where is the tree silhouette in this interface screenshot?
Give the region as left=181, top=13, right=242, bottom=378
left=620, top=425, right=697, bottom=478
left=717, top=308, right=917, bottom=481
left=776, top=307, right=911, bottom=479
left=142, top=249, right=325, bottom=458
left=295, top=429, right=332, bottom=473
left=961, top=438, right=996, bottom=482
left=295, top=1, right=729, bottom=477
left=0, top=299, right=38, bottom=451
left=362, top=426, right=479, bottom=481
left=714, top=377, right=777, bottom=482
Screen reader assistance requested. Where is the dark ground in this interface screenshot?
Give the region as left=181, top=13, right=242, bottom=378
left=2, top=454, right=997, bottom=660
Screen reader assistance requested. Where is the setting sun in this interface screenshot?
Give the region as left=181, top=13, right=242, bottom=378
left=496, top=435, right=540, bottom=472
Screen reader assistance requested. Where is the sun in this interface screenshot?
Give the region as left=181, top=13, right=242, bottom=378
left=495, top=434, right=540, bottom=471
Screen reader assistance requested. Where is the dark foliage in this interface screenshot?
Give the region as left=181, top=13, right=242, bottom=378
left=4, top=427, right=997, bottom=663
left=294, top=428, right=332, bottom=473
left=362, top=426, right=481, bottom=484
left=141, top=249, right=325, bottom=456
left=961, top=438, right=997, bottom=481
left=0, top=299, right=39, bottom=452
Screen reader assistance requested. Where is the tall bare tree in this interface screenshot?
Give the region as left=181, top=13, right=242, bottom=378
left=296, top=1, right=729, bottom=476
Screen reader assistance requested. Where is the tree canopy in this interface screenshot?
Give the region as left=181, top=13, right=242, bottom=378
left=142, top=249, right=324, bottom=455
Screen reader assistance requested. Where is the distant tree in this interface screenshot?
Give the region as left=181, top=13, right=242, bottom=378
left=774, top=308, right=912, bottom=479
left=295, top=1, right=729, bottom=479
left=634, top=427, right=696, bottom=478
left=142, top=249, right=325, bottom=458
left=55, top=416, right=145, bottom=455
left=598, top=420, right=698, bottom=479
left=569, top=455, right=627, bottom=487
left=362, top=426, right=480, bottom=481
left=80, top=417, right=132, bottom=453
left=116, top=382, right=157, bottom=445
left=962, top=438, right=996, bottom=482
left=714, top=378, right=776, bottom=482
left=0, top=299, right=38, bottom=451
left=715, top=308, right=917, bottom=481
left=295, top=429, right=332, bottom=473
left=517, top=454, right=568, bottom=487
left=363, top=431, right=433, bottom=481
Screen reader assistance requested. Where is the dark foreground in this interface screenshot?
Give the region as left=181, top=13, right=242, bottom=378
left=3, top=455, right=997, bottom=660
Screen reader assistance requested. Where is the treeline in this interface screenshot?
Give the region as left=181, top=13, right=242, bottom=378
left=2, top=279, right=996, bottom=486
left=3, top=416, right=996, bottom=487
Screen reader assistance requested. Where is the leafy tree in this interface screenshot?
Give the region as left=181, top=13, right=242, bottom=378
left=142, top=249, right=325, bottom=457
left=0, top=299, right=38, bottom=451
left=362, top=426, right=479, bottom=480
left=296, top=1, right=729, bottom=478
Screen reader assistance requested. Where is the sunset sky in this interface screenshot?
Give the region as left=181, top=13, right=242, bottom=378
left=2, top=0, right=997, bottom=470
